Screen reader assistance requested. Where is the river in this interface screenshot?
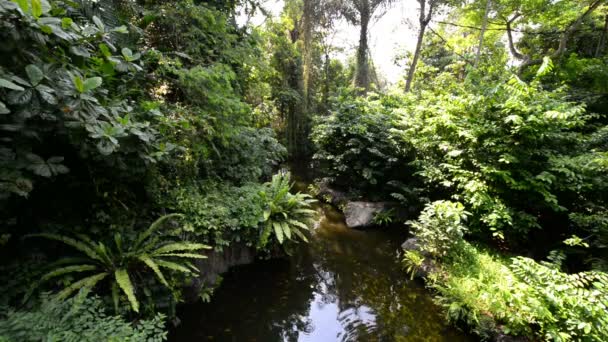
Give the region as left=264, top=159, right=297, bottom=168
left=170, top=165, right=472, bottom=342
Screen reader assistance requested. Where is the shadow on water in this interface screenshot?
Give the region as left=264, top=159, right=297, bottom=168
left=170, top=163, right=474, bottom=342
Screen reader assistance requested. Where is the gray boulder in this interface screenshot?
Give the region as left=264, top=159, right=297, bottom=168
left=344, top=201, right=393, bottom=228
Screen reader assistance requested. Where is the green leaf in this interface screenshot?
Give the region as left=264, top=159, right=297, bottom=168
left=27, top=233, right=104, bottom=263
left=0, top=101, right=9, bottom=114
left=72, top=76, right=84, bottom=93
left=55, top=272, right=108, bottom=300
left=134, top=213, right=183, bottom=249
left=92, top=15, right=104, bottom=31
left=25, top=65, right=43, bottom=85
left=40, top=264, right=98, bottom=283
left=281, top=221, right=292, bottom=240
left=152, top=242, right=210, bottom=255
left=0, top=78, right=25, bottom=91
left=115, top=269, right=139, bottom=312
left=31, top=0, right=42, bottom=18
left=155, top=253, right=207, bottom=259
left=155, top=259, right=194, bottom=274
left=83, top=77, right=102, bottom=92
left=13, top=0, right=28, bottom=12
left=138, top=255, right=169, bottom=287
left=112, top=25, right=128, bottom=34
left=273, top=221, right=284, bottom=244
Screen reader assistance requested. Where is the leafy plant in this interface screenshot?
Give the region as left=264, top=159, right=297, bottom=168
left=402, top=250, right=424, bottom=280
left=0, top=291, right=166, bottom=342
left=27, top=214, right=210, bottom=312
left=258, top=172, right=316, bottom=249
left=372, top=208, right=395, bottom=226
left=408, top=201, right=469, bottom=258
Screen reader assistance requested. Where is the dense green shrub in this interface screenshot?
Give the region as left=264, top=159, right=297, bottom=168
left=393, top=73, right=608, bottom=248
left=425, top=242, right=608, bottom=341
left=163, top=181, right=267, bottom=248
left=163, top=172, right=314, bottom=251
left=311, top=90, right=412, bottom=195
left=0, top=293, right=166, bottom=342
left=408, top=201, right=469, bottom=258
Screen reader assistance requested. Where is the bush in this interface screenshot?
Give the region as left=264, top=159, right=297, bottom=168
left=0, top=293, right=167, bottom=342
left=408, top=201, right=469, bottom=258
left=311, top=90, right=412, bottom=195
left=428, top=242, right=608, bottom=341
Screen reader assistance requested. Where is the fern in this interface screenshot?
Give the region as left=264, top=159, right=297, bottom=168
left=28, top=214, right=208, bottom=312
left=114, top=269, right=138, bottom=313
left=257, top=172, right=316, bottom=249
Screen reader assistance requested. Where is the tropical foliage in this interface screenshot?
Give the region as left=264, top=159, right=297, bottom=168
left=27, top=214, right=210, bottom=313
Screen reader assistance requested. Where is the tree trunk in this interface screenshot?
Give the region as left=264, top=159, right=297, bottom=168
left=405, top=23, right=426, bottom=92
left=355, top=3, right=370, bottom=93
left=474, top=0, right=491, bottom=67
left=596, top=14, right=608, bottom=57
left=323, top=51, right=330, bottom=113
left=302, top=0, right=314, bottom=112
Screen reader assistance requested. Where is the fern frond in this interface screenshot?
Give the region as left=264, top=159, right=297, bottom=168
left=292, top=228, right=309, bottom=243
left=134, top=213, right=184, bottom=249
left=281, top=221, right=292, bottom=240
left=155, top=253, right=207, bottom=259
left=27, top=234, right=104, bottom=263
left=115, top=268, right=139, bottom=313
left=156, top=259, right=194, bottom=274
left=288, top=219, right=310, bottom=231
left=138, top=255, right=169, bottom=288
left=152, top=242, right=210, bottom=255
left=40, top=264, right=98, bottom=283
left=273, top=221, right=284, bottom=243
left=55, top=272, right=108, bottom=300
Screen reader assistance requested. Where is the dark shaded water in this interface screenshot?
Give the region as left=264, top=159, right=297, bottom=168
left=170, top=167, right=472, bottom=342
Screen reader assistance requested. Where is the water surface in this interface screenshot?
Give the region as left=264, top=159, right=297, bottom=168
left=171, top=169, right=472, bottom=342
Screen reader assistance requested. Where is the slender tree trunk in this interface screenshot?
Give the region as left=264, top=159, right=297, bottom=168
left=355, top=3, right=370, bottom=93
left=323, top=50, right=330, bottom=112
left=596, top=14, right=608, bottom=57
left=302, top=0, right=314, bottom=112
left=474, top=0, right=491, bottom=67
left=405, top=24, right=426, bottom=92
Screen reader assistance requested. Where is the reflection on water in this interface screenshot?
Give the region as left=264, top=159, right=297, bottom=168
left=170, top=168, right=472, bottom=342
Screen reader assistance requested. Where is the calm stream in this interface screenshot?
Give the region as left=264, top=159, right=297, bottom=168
left=170, top=166, right=472, bottom=342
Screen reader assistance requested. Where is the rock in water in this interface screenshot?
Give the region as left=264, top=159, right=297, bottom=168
left=344, top=201, right=391, bottom=228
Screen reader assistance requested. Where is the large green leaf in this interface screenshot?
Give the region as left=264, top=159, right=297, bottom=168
left=273, top=221, right=284, bottom=244
left=138, top=255, right=169, bottom=287
left=155, top=259, right=194, bottom=274
left=83, top=77, right=102, bottom=92
left=28, top=233, right=104, bottom=263
left=55, top=272, right=108, bottom=300
left=25, top=65, right=43, bottom=85
left=115, top=269, right=139, bottom=312
left=152, top=242, right=210, bottom=255
left=0, top=78, right=24, bottom=91
left=134, top=213, right=183, bottom=249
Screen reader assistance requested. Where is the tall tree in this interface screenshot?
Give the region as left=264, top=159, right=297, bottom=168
left=405, top=0, right=443, bottom=92
left=340, top=0, right=392, bottom=93
left=474, top=0, right=492, bottom=67
left=504, top=0, right=607, bottom=71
